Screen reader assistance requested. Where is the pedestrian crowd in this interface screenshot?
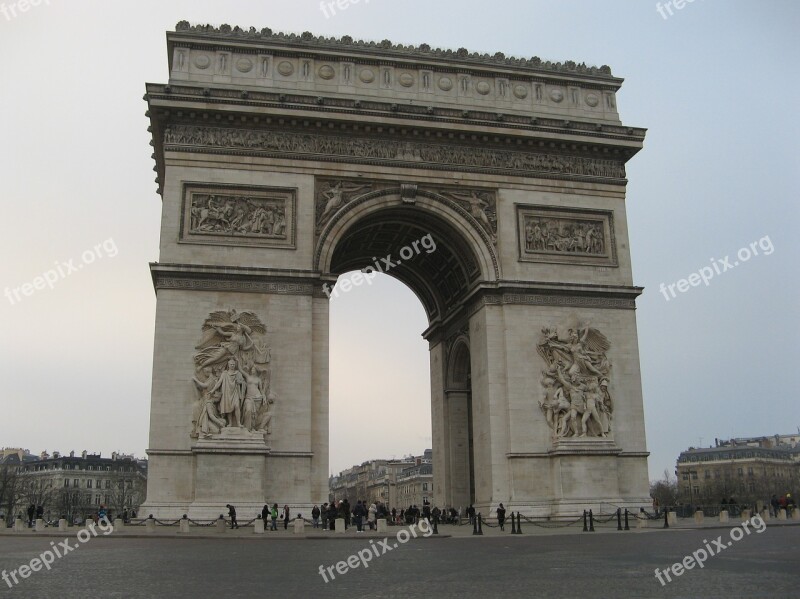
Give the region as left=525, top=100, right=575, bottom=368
left=221, top=500, right=510, bottom=531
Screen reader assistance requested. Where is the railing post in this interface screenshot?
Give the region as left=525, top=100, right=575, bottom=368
left=472, top=513, right=479, bottom=535
left=516, top=512, right=522, bottom=534
left=617, top=508, right=622, bottom=531
left=510, top=512, right=517, bottom=534
left=589, top=509, right=595, bottom=532
left=583, top=510, right=588, bottom=532
left=624, top=508, right=630, bottom=531
left=476, top=513, right=483, bottom=535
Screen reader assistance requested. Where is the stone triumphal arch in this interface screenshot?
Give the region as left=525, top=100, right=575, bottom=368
left=141, top=22, right=650, bottom=518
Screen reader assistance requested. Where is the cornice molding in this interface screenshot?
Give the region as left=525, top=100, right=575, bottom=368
left=145, top=84, right=647, bottom=142
left=149, top=263, right=323, bottom=297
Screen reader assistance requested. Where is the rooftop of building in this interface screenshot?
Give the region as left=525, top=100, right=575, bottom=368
left=172, top=21, right=616, bottom=80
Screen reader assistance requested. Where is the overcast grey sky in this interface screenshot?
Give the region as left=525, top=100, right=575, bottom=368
left=1, top=0, right=797, bottom=482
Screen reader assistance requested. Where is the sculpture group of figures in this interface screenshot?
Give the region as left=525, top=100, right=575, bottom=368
left=189, top=193, right=287, bottom=238
left=536, top=325, right=614, bottom=439
left=525, top=218, right=604, bottom=255
left=190, top=310, right=276, bottom=439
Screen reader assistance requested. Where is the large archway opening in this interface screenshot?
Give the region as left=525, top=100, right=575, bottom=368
left=327, top=272, right=431, bottom=474
left=322, top=198, right=490, bottom=509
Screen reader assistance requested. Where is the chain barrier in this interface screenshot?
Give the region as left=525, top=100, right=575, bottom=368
left=187, top=519, right=217, bottom=527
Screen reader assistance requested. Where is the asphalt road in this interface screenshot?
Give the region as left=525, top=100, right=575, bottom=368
left=0, top=526, right=797, bottom=598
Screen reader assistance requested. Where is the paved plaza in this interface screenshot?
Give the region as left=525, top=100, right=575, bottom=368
left=1, top=521, right=796, bottom=598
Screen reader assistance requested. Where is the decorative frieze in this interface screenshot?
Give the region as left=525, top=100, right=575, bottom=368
left=164, top=125, right=626, bottom=182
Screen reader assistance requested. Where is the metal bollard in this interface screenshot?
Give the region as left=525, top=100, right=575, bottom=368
left=516, top=512, right=523, bottom=534
left=583, top=510, right=588, bottom=532
left=663, top=509, right=669, bottom=529
left=510, top=512, right=517, bottom=534
left=624, top=508, right=630, bottom=531
left=477, top=513, right=483, bottom=535
left=589, top=510, right=595, bottom=532
left=472, top=515, right=479, bottom=535
left=617, top=508, right=622, bottom=531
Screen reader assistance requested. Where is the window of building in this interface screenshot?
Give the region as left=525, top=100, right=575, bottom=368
left=682, top=473, right=689, bottom=481
left=64, top=479, right=69, bottom=487
left=737, top=468, right=743, bottom=477
left=97, top=480, right=102, bottom=489
left=422, top=483, right=428, bottom=491
left=105, top=480, right=110, bottom=489
left=691, top=472, right=698, bottom=480
left=704, top=471, right=711, bottom=479
left=693, top=486, right=700, bottom=495
left=714, top=470, right=720, bottom=478
left=73, top=479, right=79, bottom=487
left=747, top=467, right=753, bottom=476
left=87, top=480, right=92, bottom=489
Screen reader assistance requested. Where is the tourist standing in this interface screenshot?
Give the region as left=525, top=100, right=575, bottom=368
left=496, top=503, right=506, bottom=531
left=226, top=504, right=238, bottom=529
left=270, top=504, right=279, bottom=530
left=353, top=500, right=366, bottom=533
left=283, top=505, right=290, bottom=530
left=312, top=505, right=321, bottom=528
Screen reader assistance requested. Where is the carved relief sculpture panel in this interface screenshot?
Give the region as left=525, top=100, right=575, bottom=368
left=516, top=204, right=617, bottom=267
left=536, top=323, right=614, bottom=441
left=190, top=309, right=276, bottom=441
left=180, top=183, right=296, bottom=249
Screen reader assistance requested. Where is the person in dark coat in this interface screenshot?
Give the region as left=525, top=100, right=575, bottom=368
left=226, top=504, right=238, bottom=529
left=27, top=505, right=35, bottom=527
left=353, top=500, right=366, bottom=532
left=342, top=499, right=351, bottom=529
left=261, top=504, right=269, bottom=522
left=282, top=505, right=290, bottom=529
left=312, top=505, right=321, bottom=528
left=496, top=503, right=506, bottom=531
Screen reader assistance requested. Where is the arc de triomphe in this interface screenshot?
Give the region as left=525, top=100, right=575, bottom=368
left=141, top=22, right=650, bottom=519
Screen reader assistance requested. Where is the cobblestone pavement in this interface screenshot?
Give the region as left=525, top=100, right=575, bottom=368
left=0, top=523, right=796, bottom=598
